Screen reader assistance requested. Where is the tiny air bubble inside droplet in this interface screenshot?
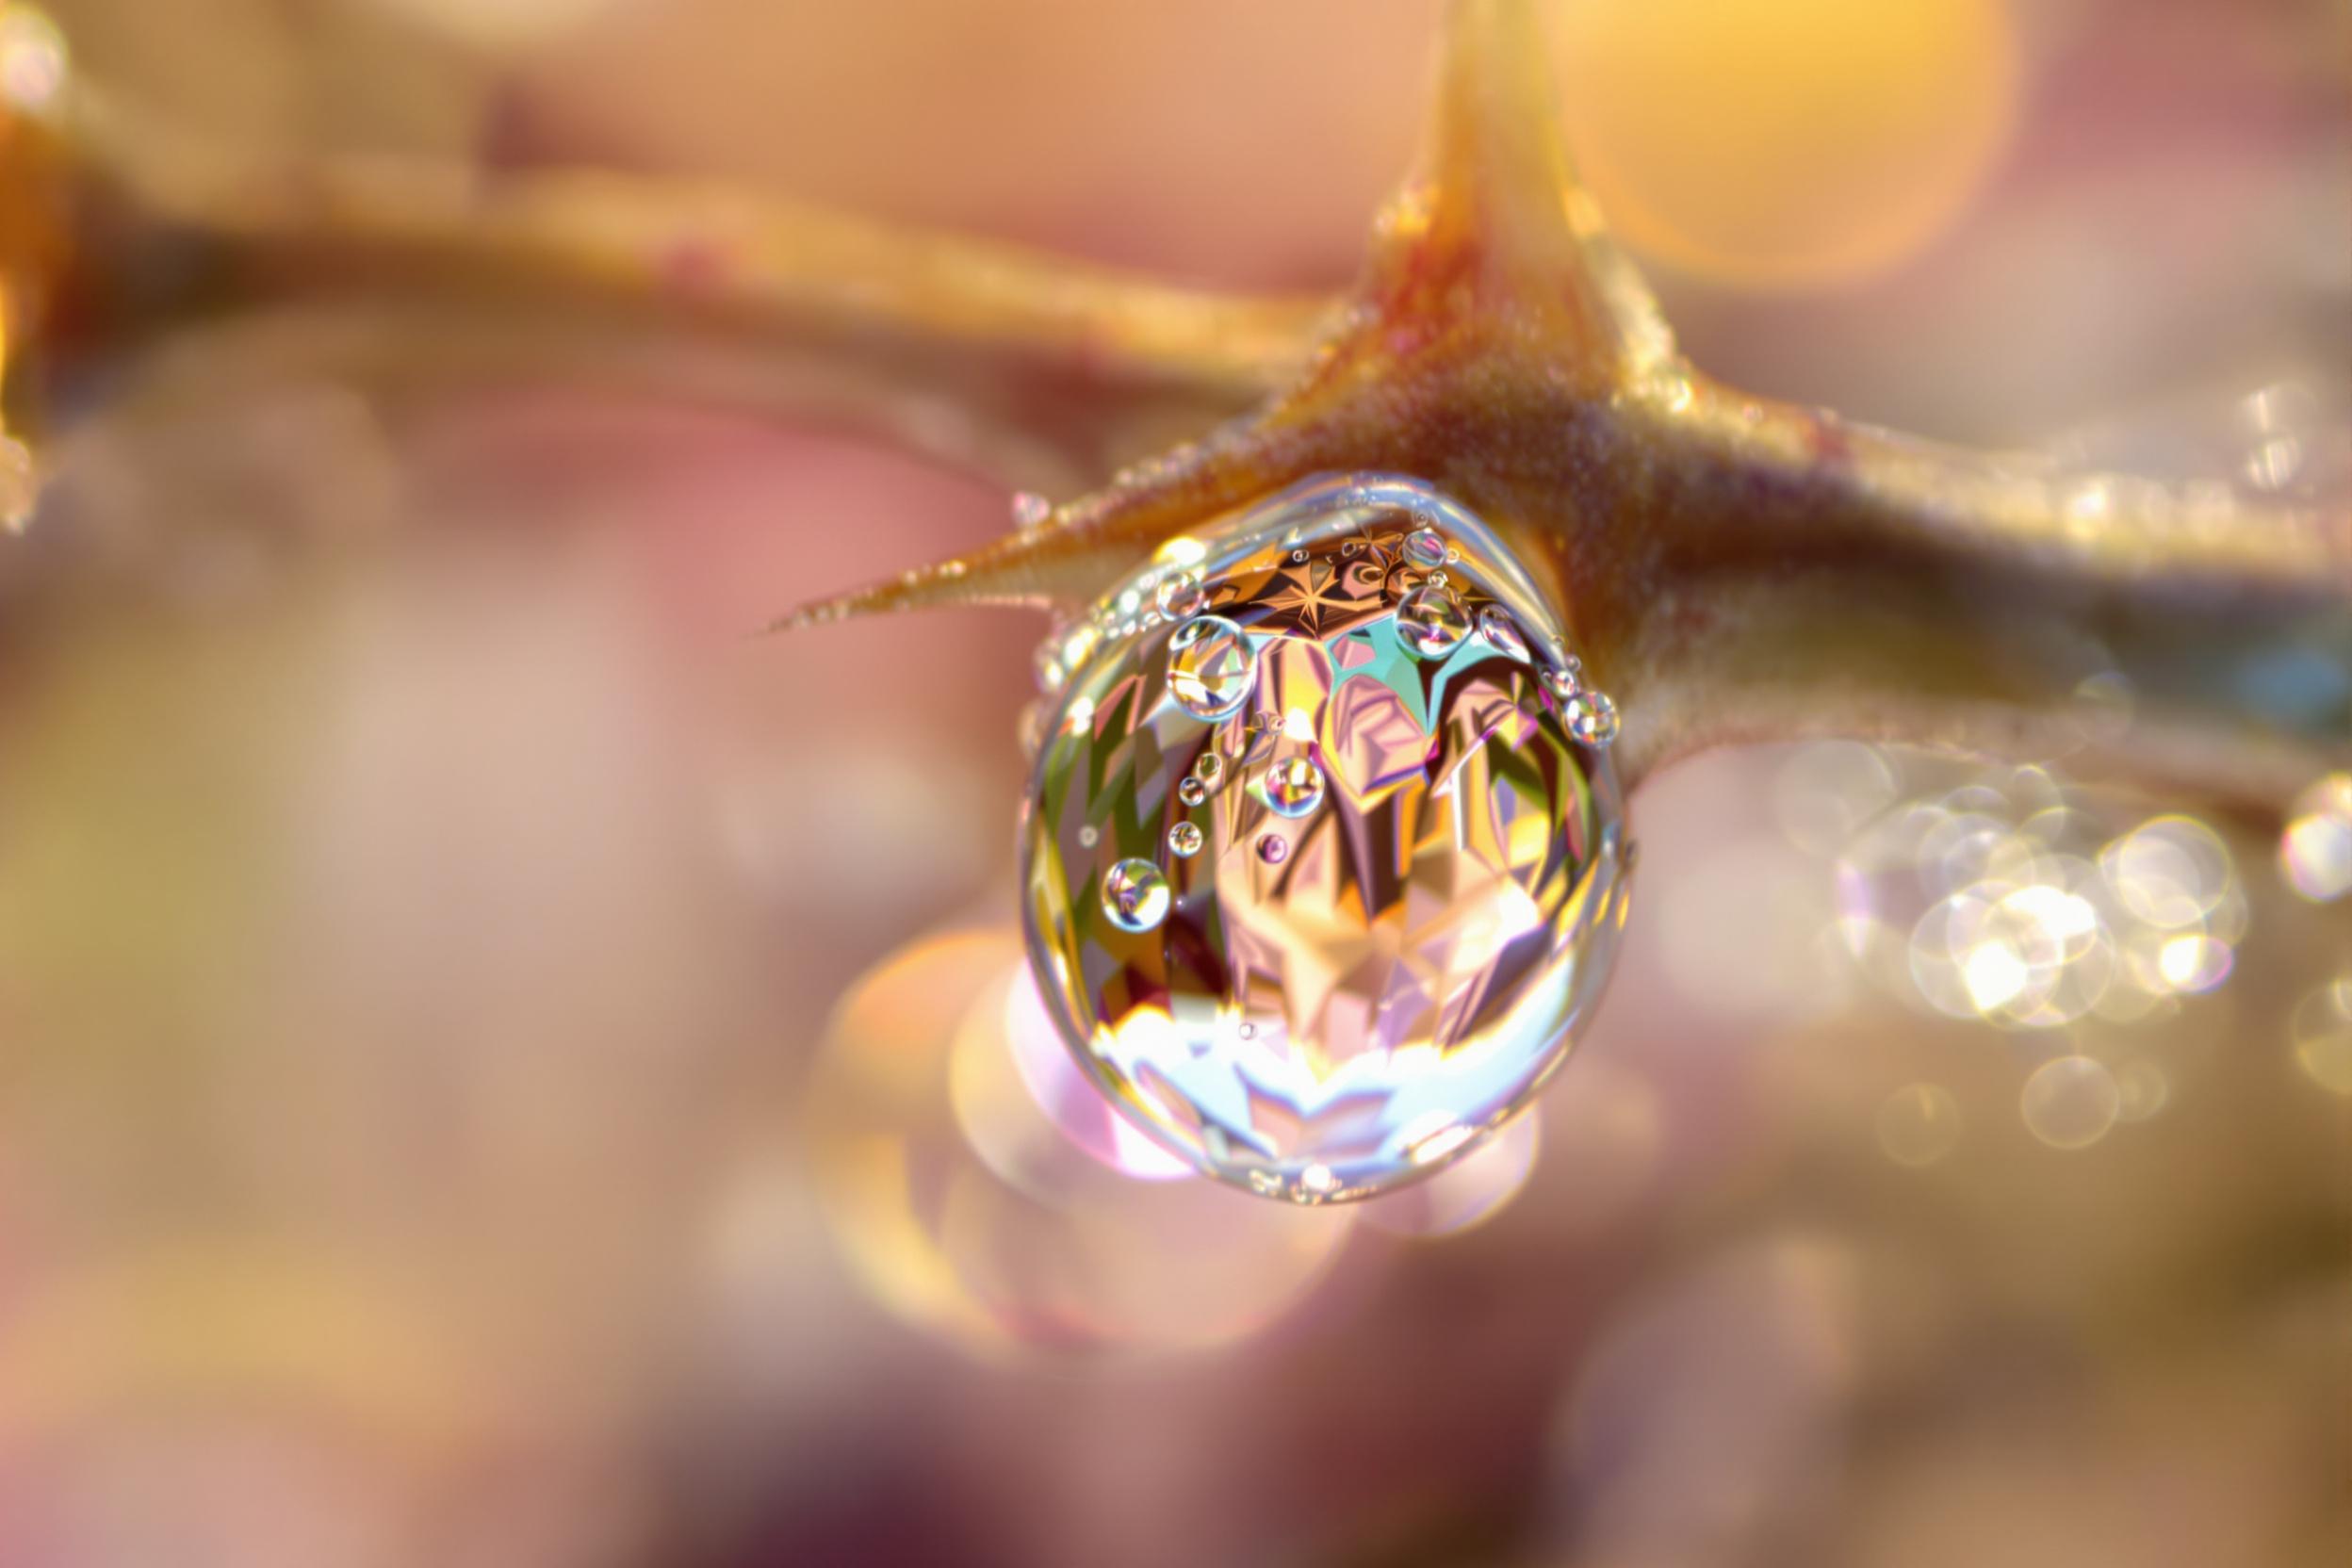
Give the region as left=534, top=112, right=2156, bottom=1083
left=1168, top=822, right=1204, bottom=858
left=1477, top=604, right=1529, bottom=661
left=1167, top=615, right=1256, bottom=720
left=1397, top=583, right=1470, bottom=658
left=1101, top=858, right=1171, bottom=932
left=1402, top=528, right=1447, bottom=569
left=1566, top=690, right=1620, bottom=745
left=1263, top=757, right=1326, bottom=818
left=1154, top=571, right=1205, bottom=619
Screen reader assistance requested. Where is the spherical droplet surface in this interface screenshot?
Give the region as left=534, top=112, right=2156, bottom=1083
left=1022, top=475, right=1631, bottom=1201
left=1565, top=689, right=1621, bottom=746
left=1100, top=858, right=1170, bottom=933
left=1402, top=527, right=1448, bottom=569
left=1166, top=614, right=1256, bottom=720
left=1477, top=604, right=1530, bottom=662
left=1154, top=570, right=1205, bottom=620
left=1397, top=582, right=1472, bottom=659
left=1261, top=756, right=1326, bottom=819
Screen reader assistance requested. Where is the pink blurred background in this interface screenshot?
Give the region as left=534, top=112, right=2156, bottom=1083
left=0, top=2, right=2346, bottom=1564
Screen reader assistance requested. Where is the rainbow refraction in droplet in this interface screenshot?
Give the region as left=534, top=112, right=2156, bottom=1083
left=1021, top=474, right=1632, bottom=1201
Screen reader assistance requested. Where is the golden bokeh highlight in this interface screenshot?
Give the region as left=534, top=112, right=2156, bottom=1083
left=2278, top=773, right=2352, bottom=902
left=1875, top=1082, right=1963, bottom=1168
left=2018, top=1054, right=2121, bottom=1151
left=1552, top=0, right=2020, bottom=288
left=804, top=925, right=1350, bottom=1360
left=2289, top=979, right=2352, bottom=1096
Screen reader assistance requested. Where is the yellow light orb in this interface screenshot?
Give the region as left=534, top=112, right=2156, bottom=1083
left=1554, top=0, right=2021, bottom=288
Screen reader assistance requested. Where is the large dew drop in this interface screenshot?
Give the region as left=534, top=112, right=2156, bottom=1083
left=1022, top=474, right=1632, bottom=1202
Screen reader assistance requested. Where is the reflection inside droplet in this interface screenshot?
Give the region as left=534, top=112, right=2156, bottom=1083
left=1101, top=858, right=1170, bottom=933
left=1167, top=615, right=1256, bottom=719
left=1021, top=475, right=1630, bottom=1201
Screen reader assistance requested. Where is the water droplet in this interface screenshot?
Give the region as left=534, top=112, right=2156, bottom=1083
left=1477, top=604, right=1529, bottom=661
left=1177, top=776, right=1209, bottom=808
left=1023, top=477, right=1628, bottom=1200
left=1402, top=528, right=1447, bottom=569
left=1341, top=538, right=1365, bottom=557
left=1168, top=822, right=1204, bottom=858
left=1077, top=825, right=1099, bottom=848
left=1154, top=570, right=1205, bottom=620
left=1101, top=858, right=1170, bottom=933
left=1167, top=615, right=1256, bottom=720
left=1290, top=548, right=1308, bottom=564
left=1541, top=664, right=1583, bottom=702
left=1010, top=491, right=1053, bottom=530
left=1262, top=756, right=1325, bottom=818
left=1396, top=582, right=1470, bottom=659
left=1566, top=690, right=1621, bottom=746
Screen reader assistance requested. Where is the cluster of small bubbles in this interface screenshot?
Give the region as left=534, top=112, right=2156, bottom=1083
left=1101, top=858, right=1170, bottom=933
left=1166, top=615, right=1255, bottom=719
left=1397, top=582, right=1470, bottom=658
left=1262, top=756, right=1326, bottom=819
left=1477, top=604, right=1530, bottom=662
left=1564, top=690, right=1621, bottom=746
left=2278, top=772, right=2352, bottom=901
left=2290, top=979, right=2352, bottom=1095
left=1830, top=760, right=2243, bottom=1043
left=1176, top=776, right=1209, bottom=808
left=1167, top=822, right=1204, bottom=858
